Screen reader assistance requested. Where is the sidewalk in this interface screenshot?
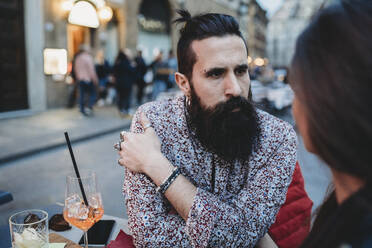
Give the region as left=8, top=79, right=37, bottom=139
left=0, top=105, right=132, bottom=165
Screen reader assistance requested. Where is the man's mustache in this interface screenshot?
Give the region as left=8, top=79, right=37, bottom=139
left=206, top=96, right=252, bottom=116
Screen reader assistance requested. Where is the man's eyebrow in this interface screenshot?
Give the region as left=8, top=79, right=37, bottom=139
left=235, top=64, right=249, bottom=70
left=204, top=67, right=226, bottom=77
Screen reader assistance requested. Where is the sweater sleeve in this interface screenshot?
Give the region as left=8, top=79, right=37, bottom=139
left=185, top=127, right=297, bottom=247
left=123, top=108, right=192, bottom=247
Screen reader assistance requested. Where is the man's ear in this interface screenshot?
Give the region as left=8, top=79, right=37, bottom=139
left=175, top=72, right=191, bottom=96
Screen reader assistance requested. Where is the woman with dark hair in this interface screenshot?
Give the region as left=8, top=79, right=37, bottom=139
left=113, top=51, right=136, bottom=117
left=289, top=0, right=372, bottom=247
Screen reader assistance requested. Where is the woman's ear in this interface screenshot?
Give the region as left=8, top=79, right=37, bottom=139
left=175, top=72, right=191, bottom=97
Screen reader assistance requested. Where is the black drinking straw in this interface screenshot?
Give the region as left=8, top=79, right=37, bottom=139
left=64, top=132, right=89, bottom=206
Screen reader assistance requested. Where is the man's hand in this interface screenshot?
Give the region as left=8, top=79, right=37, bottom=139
left=120, top=111, right=197, bottom=222
left=118, top=112, right=163, bottom=173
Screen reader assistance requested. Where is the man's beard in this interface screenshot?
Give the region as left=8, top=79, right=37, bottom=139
left=187, top=87, right=261, bottom=161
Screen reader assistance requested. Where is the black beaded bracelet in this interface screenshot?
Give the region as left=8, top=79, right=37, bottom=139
left=156, top=167, right=181, bottom=194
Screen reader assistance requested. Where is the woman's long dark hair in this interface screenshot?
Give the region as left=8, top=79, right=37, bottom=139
left=289, top=0, right=372, bottom=247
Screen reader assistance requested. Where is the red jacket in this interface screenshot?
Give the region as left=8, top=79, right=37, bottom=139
left=268, top=162, right=313, bottom=248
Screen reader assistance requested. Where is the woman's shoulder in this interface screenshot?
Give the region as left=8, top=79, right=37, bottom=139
left=348, top=214, right=372, bottom=248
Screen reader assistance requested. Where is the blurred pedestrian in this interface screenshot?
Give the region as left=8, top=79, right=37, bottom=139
left=134, top=50, right=147, bottom=105
left=289, top=1, right=372, bottom=247
left=95, top=50, right=111, bottom=107
left=73, top=44, right=98, bottom=116
left=66, top=54, right=79, bottom=108
left=166, top=49, right=177, bottom=90
left=113, top=51, right=136, bottom=117
left=149, top=51, right=169, bottom=100
left=105, top=75, right=117, bottom=105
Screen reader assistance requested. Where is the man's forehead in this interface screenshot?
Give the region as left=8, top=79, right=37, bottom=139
left=191, top=35, right=246, bottom=52
left=191, top=35, right=247, bottom=67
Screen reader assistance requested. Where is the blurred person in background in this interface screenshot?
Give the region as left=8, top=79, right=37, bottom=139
left=259, top=65, right=275, bottom=85
left=105, top=74, right=117, bottom=106
left=166, top=49, right=178, bottom=90
left=149, top=51, right=170, bottom=100
left=73, top=44, right=98, bottom=116
left=113, top=50, right=136, bottom=117
left=134, top=50, right=148, bottom=105
left=95, top=50, right=111, bottom=107
left=66, top=52, right=80, bottom=108
left=288, top=1, right=372, bottom=247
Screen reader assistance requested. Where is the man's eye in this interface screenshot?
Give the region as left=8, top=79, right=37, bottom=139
left=236, top=68, right=248, bottom=76
left=207, top=69, right=224, bottom=78
left=211, top=72, right=222, bottom=78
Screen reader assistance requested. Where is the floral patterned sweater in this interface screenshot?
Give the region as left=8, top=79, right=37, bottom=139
left=123, top=96, right=297, bottom=248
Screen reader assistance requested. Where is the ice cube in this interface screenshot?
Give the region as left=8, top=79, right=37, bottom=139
left=67, top=202, right=82, bottom=218
left=22, top=228, right=40, bottom=240
left=13, top=227, right=46, bottom=248
left=65, top=194, right=82, bottom=207
left=88, top=193, right=102, bottom=208
left=77, top=204, right=89, bottom=220
left=13, top=232, right=24, bottom=246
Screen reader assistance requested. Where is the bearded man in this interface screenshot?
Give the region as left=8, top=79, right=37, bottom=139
left=116, top=10, right=310, bottom=247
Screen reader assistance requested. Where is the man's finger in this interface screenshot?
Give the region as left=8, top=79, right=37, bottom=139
left=121, top=131, right=132, bottom=144
left=140, top=112, right=153, bottom=133
left=117, top=158, right=123, bottom=166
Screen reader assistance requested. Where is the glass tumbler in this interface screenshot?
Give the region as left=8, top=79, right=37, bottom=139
left=9, top=209, right=49, bottom=248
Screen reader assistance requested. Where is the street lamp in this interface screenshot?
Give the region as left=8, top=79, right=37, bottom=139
left=247, top=56, right=252, bottom=64
left=98, top=6, right=113, bottom=23
left=64, top=0, right=113, bottom=28
left=68, top=1, right=100, bottom=28
left=254, top=58, right=265, bottom=66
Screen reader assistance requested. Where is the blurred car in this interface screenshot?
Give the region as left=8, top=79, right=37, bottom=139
left=266, top=81, right=294, bottom=110
left=274, top=69, right=287, bottom=83
left=251, top=80, right=267, bottom=103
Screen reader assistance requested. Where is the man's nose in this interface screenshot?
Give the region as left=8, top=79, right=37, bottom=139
left=224, top=73, right=242, bottom=98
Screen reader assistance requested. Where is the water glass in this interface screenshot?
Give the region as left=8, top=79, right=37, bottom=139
left=9, top=209, right=49, bottom=248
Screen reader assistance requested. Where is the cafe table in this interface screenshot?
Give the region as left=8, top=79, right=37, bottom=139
left=1, top=203, right=130, bottom=248
left=2, top=203, right=278, bottom=248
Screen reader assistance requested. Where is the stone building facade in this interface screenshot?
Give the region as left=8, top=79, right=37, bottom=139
left=126, top=0, right=241, bottom=63
left=266, top=0, right=324, bottom=68
left=245, top=0, right=268, bottom=59
left=0, top=0, right=128, bottom=118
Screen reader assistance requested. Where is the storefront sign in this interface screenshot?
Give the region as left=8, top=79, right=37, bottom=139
left=138, top=15, right=166, bottom=33
left=43, top=49, right=67, bottom=75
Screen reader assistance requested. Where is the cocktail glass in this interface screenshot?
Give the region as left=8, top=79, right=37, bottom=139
left=63, top=170, right=104, bottom=248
